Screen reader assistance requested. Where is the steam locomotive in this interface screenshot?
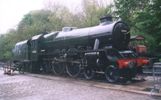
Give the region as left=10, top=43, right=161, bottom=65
left=12, top=16, right=149, bottom=83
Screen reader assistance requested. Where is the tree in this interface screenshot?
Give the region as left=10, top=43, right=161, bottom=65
left=114, top=0, right=161, bottom=52
left=0, top=0, right=132, bottom=60
left=114, top=0, right=150, bottom=26
left=17, top=10, right=52, bottom=39
left=0, top=29, right=18, bottom=60
left=81, top=0, right=113, bottom=27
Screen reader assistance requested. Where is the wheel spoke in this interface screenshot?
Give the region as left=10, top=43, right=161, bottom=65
left=51, top=62, right=65, bottom=75
left=66, top=63, right=81, bottom=78
left=105, top=65, right=120, bottom=83
left=83, top=67, right=95, bottom=80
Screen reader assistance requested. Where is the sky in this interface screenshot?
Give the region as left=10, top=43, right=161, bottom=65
left=0, top=0, right=44, bottom=34
left=0, top=0, right=112, bottom=34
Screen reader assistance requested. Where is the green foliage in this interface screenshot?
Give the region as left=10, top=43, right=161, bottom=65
left=1, top=0, right=160, bottom=60
left=0, top=0, right=113, bottom=60
left=114, top=0, right=150, bottom=25
left=17, top=10, right=52, bottom=38
left=0, top=30, right=18, bottom=60
left=81, top=0, right=113, bottom=27
left=114, top=0, right=161, bottom=52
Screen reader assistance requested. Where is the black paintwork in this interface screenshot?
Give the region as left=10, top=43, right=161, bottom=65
left=42, top=21, right=130, bottom=55
left=12, top=40, right=30, bottom=61
left=13, top=20, right=130, bottom=65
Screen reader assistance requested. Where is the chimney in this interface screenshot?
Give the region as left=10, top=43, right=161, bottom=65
left=100, top=15, right=113, bottom=25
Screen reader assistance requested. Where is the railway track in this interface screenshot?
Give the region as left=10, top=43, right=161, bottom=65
left=1, top=66, right=161, bottom=97
left=20, top=71, right=161, bottom=97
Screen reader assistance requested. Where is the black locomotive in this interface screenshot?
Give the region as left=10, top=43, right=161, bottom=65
left=12, top=16, right=148, bottom=82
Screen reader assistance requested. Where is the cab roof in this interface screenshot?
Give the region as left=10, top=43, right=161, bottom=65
left=31, top=34, right=43, bottom=40
left=15, top=40, right=28, bottom=46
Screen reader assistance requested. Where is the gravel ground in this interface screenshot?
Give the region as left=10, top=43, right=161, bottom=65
left=0, top=70, right=160, bottom=100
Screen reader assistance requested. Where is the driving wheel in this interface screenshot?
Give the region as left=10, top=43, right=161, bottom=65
left=83, top=67, right=95, bottom=80
left=66, top=62, right=82, bottom=78
left=105, top=65, right=120, bottom=83
left=51, top=62, right=65, bottom=75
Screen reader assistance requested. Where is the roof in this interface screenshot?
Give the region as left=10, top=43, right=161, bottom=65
left=43, top=32, right=58, bottom=38
left=31, top=34, right=43, bottom=40
left=15, top=40, right=28, bottom=46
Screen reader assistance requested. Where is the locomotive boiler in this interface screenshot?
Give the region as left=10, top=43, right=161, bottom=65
left=12, top=16, right=148, bottom=83
left=43, top=16, right=130, bottom=51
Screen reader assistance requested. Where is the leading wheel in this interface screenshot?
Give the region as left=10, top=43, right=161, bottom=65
left=66, top=62, right=81, bottom=78
left=51, top=62, right=65, bottom=75
left=105, top=65, right=120, bottom=83
left=83, top=67, right=95, bottom=80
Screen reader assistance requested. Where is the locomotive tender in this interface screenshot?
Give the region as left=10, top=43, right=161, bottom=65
left=12, top=16, right=149, bottom=82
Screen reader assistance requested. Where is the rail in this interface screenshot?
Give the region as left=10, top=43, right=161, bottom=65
left=151, top=62, right=161, bottom=94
